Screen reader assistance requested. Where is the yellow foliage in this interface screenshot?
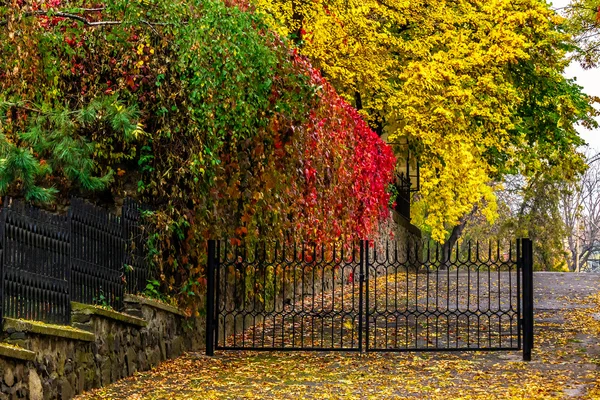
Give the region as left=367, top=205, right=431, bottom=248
left=253, top=0, right=588, bottom=241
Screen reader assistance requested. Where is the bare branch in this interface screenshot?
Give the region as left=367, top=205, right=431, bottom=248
left=48, top=11, right=122, bottom=26
left=560, top=151, right=600, bottom=271
left=0, top=10, right=172, bottom=28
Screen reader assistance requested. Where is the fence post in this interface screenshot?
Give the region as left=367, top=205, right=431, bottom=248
left=64, top=212, right=72, bottom=326
left=0, top=204, right=5, bottom=329
left=522, top=238, right=534, bottom=361
left=206, top=240, right=216, bottom=356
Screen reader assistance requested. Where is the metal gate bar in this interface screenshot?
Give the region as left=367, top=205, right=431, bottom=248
left=366, top=239, right=523, bottom=352
left=210, top=241, right=364, bottom=352
left=206, top=238, right=534, bottom=360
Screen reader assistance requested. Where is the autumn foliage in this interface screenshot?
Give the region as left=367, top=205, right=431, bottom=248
left=289, top=54, right=395, bottom=240
left=253, top=0, right=597, bottom=241
left=0, top=0, right=395, bottom=304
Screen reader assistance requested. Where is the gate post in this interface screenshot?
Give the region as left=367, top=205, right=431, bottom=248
left=358, top=240, right=365, bottom=353
left=206, top=240, right=217, bottom=356
left=364, top=240, right=370, bottom=352
left=522, top=238, right=534, bottom=361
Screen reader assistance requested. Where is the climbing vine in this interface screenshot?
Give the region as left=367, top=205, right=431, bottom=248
left=0, top=0, right=395, bottom=310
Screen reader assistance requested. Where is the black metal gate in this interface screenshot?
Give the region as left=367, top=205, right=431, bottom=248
left=206, top=238, right=534, bottom=360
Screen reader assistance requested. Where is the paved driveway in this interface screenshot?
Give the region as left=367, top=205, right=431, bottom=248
left=77, top=272, right=600, bottom=399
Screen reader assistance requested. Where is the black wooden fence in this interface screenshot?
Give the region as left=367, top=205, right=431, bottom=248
left=0, top=197, right=151, bottom=326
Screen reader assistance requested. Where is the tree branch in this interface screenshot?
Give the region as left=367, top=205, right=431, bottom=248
left=0, top=10, right=171, bottom=28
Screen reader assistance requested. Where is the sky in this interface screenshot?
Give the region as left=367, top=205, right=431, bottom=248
left=552, top=0, right=600, bottom=152
left=564, top=61, right=600, bottom=152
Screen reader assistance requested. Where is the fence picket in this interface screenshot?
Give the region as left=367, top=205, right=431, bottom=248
left=0, top=197, right=150, bottom=327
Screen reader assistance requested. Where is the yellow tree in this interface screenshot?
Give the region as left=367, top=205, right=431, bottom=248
left=253, top=0, right=596, bottom=241
left=563, top=0, right=600, bottom=67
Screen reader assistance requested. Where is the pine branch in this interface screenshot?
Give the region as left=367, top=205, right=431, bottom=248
left=0, top=101, right=42, bottom=114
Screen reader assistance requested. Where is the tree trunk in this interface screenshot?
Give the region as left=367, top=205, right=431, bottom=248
left=354, top=91, right=363, bottom=111
left=440, top=221, right=467, bottom=269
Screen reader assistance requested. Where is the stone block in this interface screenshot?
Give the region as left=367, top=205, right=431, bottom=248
left=85, top=368, right=97, bottom=391
left=9, top=333, right=25, bottom=341
left=58, top=378, right=73, bottom=400
left=67, top=373, right=77, bottom=397
left=171, top=337, right=183, bottom=358
left=100, top=360, right=111, bottom=386
left=75, top=350, right=87, bottom=365
left=56, top=353, right=66, bottom=376
left=133, top=333, right=141, bottom=348
left=43, top=379, right=58, bottom=400
left=113, top=334, right=121, bottom=353
left=3, top=318, right=94, bottom=342
left=13, top=382, right=26, bottom=398
left=126, top=348, right=137, bottom=376
left=43, top=355, right=55, bottom=375
left=71, top=313, right=92, bottom=324
left=146, top=348, right=160, bottom=368
left=3, top=368, right=14, bottom=388
left=159, top=338, right=166, bottom=361
left=137, top=351, right=148, bottom=372
left=124, top=309, right=144, bottom=319
left=165, top=343, right=171, bottom=359
left=14, top=366, right=23, bottom=383
left=64, top=360, right=73, bottom=376
left=111, top=358, right=121, bottom=381
left=65, top=344, right=75, bottom=362
left=28, top=369, right=43, bottom=400
left=77, top=370, right=84, bottom=395
left=140, top=331, right=149, bottom=348
left=105, top=333, right=115, bottom=353
left=71, top=323, right=94, bottom=333
left=34, top=362, right=47, bottom=380
left=97, top=338, right=108, bottom=357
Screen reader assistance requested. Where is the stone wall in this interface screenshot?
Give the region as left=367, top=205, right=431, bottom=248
left=0, top=211, right=422, bottom=399
left=0, top=296, right=202, bottom=399
left=374, top=209, right=422, bottom=263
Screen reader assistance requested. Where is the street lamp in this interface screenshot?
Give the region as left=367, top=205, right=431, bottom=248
left=386, top=138, right=420, bottom=219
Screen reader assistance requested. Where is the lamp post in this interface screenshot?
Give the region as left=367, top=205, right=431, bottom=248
left=387, top=138, right=419, bottom=219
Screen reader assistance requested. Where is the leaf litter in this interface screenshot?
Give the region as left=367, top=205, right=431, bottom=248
left=77, top=274, right=600, bottom=399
